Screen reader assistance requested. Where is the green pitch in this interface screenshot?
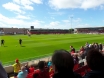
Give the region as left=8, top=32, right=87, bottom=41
left=0, top=34, right=104, bottom=65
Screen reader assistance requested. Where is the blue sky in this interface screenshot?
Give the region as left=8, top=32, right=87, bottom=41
left=0, top=0, right=104, bottom=29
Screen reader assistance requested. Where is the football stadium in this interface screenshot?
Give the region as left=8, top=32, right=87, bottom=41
left=0, top=27, right=104, bottom=78
left=1, top=0, right=104, bottom=78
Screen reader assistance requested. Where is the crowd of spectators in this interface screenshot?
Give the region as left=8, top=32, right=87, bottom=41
left=0, top=42, right=104, bottom=78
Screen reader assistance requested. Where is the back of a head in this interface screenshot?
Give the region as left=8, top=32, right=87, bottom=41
left=52, top=49, right=74, bottom=72
left=86, top=49, right=104, bottom=71
left=38, top=61, right=45, bottom=70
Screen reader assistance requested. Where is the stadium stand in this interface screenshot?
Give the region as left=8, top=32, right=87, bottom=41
left=0, top=27, right=28, bottom=35
left=75, top=27, right=104, bottom=34
left=0, top=27, right=71, bottom=35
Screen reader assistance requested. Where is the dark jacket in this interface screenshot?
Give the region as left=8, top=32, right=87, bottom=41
left=53, top=71, right=82, bottom=78
left=83, top=70, right=104, bottom=78
left=99, top=44, right=103, bottom=51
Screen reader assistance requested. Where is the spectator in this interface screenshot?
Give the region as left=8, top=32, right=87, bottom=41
left=33, top=61, right=50, bottom=78
left=70, top=46, right=75, bottom=53
left=25, top=63, right=29, bottom=73
left=12, top=59, right=21, bottom=78
left=84, top=49, right=104, bottom=78
left=73, top=55, right=79, bottom=64
left=80, top=46, right=85, bottom=53
left=44, top=61, right=49, bottom=72
left=47, top=61, right=52, bottom=68
left=0, top=62, right=8, bottom=78
left=52, top=49, right=82, bottom=78
left=29, top=65, right=35, bottom=73
left=85, top=42, right=89, bottom=47
left=17, top=66, right=28, bottom=78
left=95, top=43, right=99, bottom=50
left=99, top=43, right=103, bottom=51
left=84, top=45, right=90, bottom=56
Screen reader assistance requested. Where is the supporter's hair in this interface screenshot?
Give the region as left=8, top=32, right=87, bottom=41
left=38, top=61, right=45, bottom=70
left=52, top=49, right=74, bottom=72
left=86, top=49, right=104, bottom=71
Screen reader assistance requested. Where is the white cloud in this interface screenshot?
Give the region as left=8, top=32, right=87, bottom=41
left=13, top=0, right=34, bottom=10
left=20, top=0, right=33, bottom=5
left=13, top=0, right=43, bottom=5
left=49, top=0, right=81, bottom=9
left=73, top=18, right=82, bottom=23
left=13, top=0, right=21, bottom=4
left=0, top=22, right=7, bottom=27
left=31, top=0, right=43, bottom=4
left=3, top=0, right=43, bottom=14
left=80, top=0, right=104, bottom=10
left=13, top=0, right=42, bottom=5
left=0, top=13, right=93, bottom=29
left=62, top=20, right=70, bottom=23
left=0, top=14, right=44, bottom=28
left=49, top=21, right=60, bottom=27
left=2, top=2, right=23, bottom=13
left=49, top=0, right=104, bottom=10
left=16, top=15, right=30, bottom=19
left=0, top=14, right=24, bottom=24
left=44, top=21, right=70, bottom=29
left=23, top=5, right=34, bottom=10
left=48, top=11, right=65, bottom=16
left=13, top=0, right=42, bottom=10
left=31, top=20, right=44, bottom=27
left=76, top=24, right=92, bottom=28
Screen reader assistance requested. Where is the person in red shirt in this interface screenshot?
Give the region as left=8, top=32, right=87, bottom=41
left=80, top=46, right=85, bottom=52
left=29, top=65, right=35, bottom=73
left=33, top=61, right=50, bottom=78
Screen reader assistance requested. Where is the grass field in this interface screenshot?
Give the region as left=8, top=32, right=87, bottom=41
left=0, top=34, right=104, bottom=65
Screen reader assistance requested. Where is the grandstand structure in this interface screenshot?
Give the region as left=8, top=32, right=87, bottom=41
left=29, top=28, right=69, bottom=34
left=75, top=27, right=104, bottom=34
left=0, top=28, right=28, bottom=35
left=0, top=27, right=70, bottom=35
